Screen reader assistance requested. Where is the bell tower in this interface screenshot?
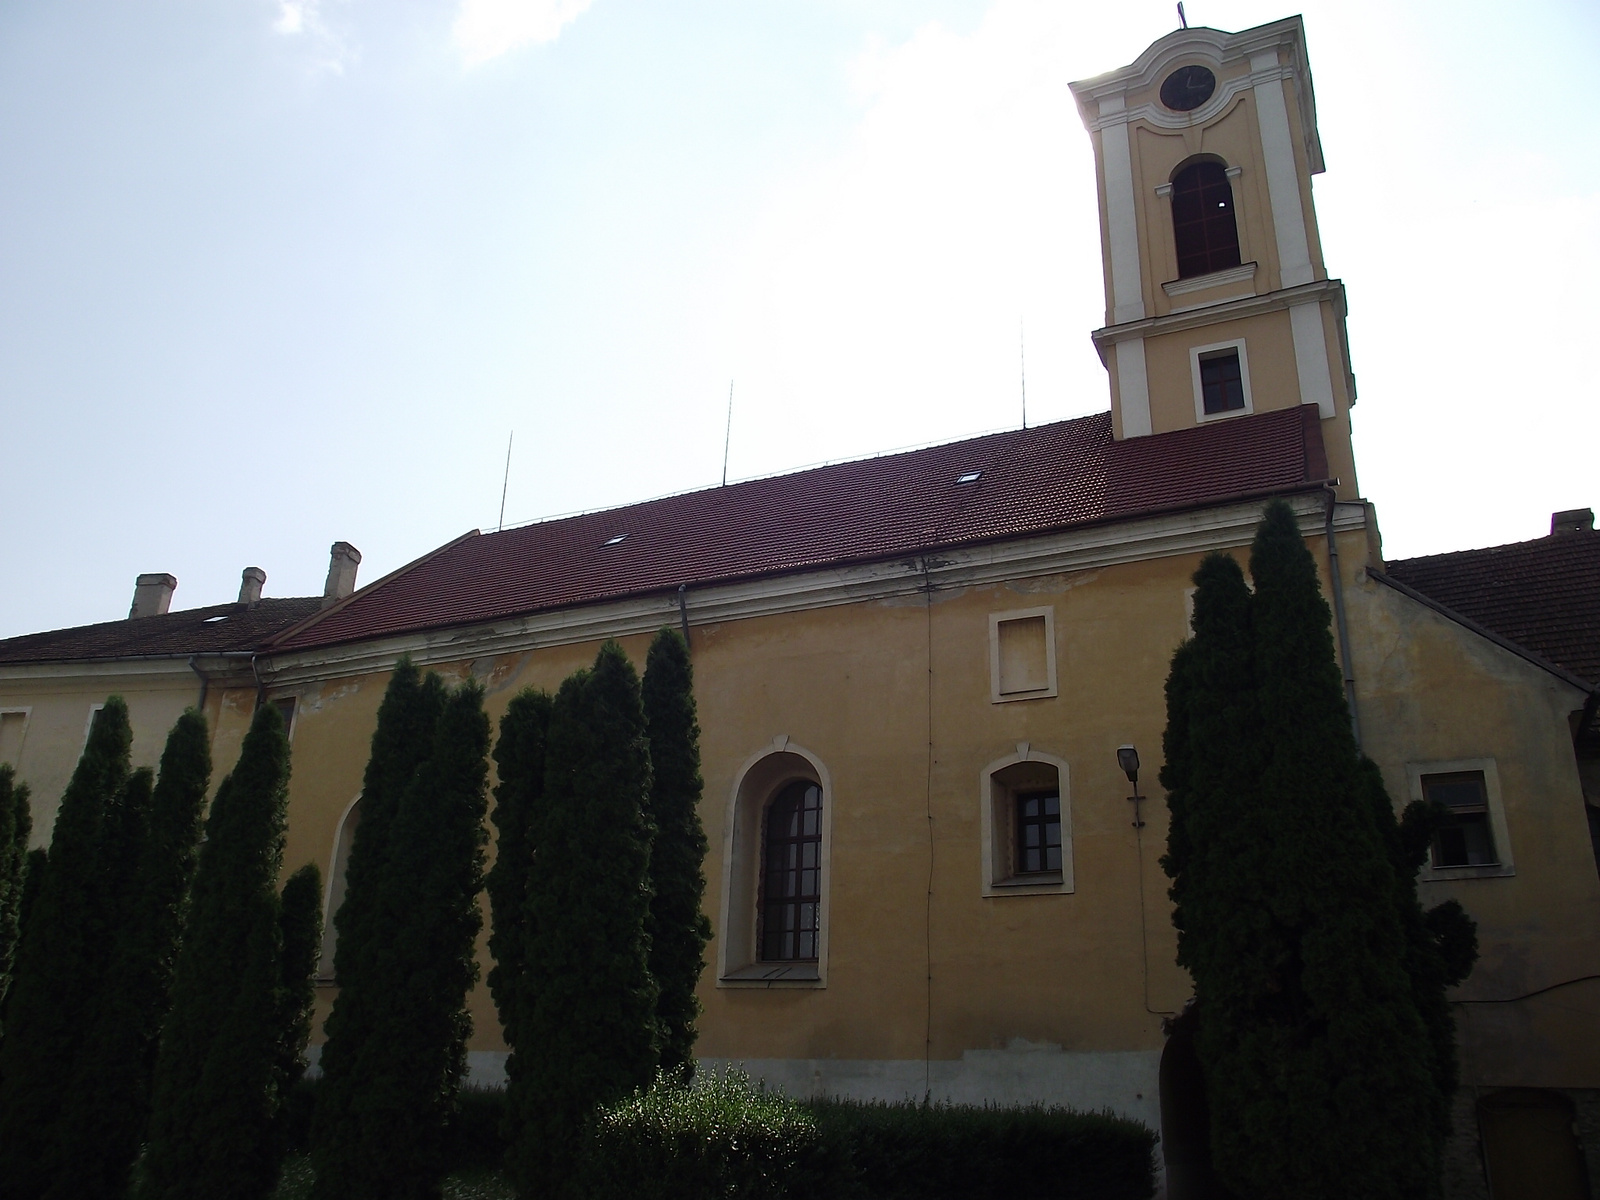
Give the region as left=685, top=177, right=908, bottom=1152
left=1070, top=16, right=1358, bottom=495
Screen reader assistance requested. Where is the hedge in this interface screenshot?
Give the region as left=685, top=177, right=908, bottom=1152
left=282, top=1071, right=1156, bottom=1200
left=810, top=1094, right=1157, bottom=1200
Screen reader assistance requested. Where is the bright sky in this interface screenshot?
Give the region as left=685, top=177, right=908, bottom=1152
left=2, top=0, right=1596, bottom=639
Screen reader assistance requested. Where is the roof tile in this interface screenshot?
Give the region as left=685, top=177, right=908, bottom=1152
left=278, top=406, right=1327, bottom=653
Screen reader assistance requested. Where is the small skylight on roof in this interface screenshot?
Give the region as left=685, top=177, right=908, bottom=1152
left=203, top=614, right=230, bottom=623
left=602, top=534, right=628, bottom=547
left=956, top=470, right=982, bottom=485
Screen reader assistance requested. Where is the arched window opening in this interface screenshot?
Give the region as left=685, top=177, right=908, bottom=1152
left=1160, top=1006, right=1229, bottom=1200
left=1171, top=161, right=1241, bottom=280
left=760, top=780, right=823, bottom=962
left=717, top=743, right=832, bottom=985
left=317, top=795, right=362, bottom=979
left=979, top=749, right=1073, bottom=896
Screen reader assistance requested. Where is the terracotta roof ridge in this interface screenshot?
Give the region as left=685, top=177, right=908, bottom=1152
left=1367, top=566, right=1597, bottom=692
left=267, top=529, right=483, bottom=650
left=1388, top=527, right=1599, bottom=569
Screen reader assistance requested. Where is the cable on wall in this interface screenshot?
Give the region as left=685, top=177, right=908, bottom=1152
left=921, top=555, right=937, bottom=1100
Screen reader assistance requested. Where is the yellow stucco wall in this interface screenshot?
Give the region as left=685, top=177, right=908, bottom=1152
left=3, top=511, right=1594, bottom=1102
left=0, top=666, right=203, bottom=843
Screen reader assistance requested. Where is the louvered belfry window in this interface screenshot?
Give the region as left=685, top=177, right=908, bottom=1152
left=760, top=780, right=823, bottom=961
left=1171, top=161, right=1242, bottom=279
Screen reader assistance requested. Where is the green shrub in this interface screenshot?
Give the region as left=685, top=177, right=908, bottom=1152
left=575, top=1070, right=1156, bottom=1200
left=813, top=1098, right=1156, bottom=1200
left=582, top=1069, right=824, bottom=1200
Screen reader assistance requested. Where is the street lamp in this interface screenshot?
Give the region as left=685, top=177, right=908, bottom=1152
left=1117, top=745, right=1145, bottom=829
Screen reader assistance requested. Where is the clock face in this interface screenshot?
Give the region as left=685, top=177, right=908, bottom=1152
left=1160, top=65, right=1216, bottom=112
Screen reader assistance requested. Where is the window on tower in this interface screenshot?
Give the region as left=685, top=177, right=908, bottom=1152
left=1199, top=350, right=1247, bottom=414
left=1171, top=160, right=1242, bottom=279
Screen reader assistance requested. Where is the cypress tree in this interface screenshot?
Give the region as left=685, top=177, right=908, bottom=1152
left=141, top=701, right=291, bottom=1200
left=0, top=696, right=133, bottom=1200
left=0, top=764, right=32, bottom=1031
left=641, top=628, right=711, bottom=1078
left=312, top=659, right=447, bottom=1174
left=487, top=689, right=552, bottom=1065
left=310, top=681, right=491, bottom=1200
left=273, top=863, right=323, bottom=1153
left=1160, top=500, right=1475, bottom=1200
left=48, top=711, right=213, bottom=1200
left=8, top=850, right=46, bottom=1004
left=506, top=642, right=660, bottom=1199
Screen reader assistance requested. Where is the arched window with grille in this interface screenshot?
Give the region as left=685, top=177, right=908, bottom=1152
left=760, top=780, right=823, bottom=961
left=716, top=742, right=832, bottom=985
left=1171, top=160, right=1241, bottom=279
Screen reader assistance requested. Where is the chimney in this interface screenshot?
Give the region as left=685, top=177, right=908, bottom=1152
left=322, top=542, right=362, bottom=608
left=238, top=567, right=266, bottom=607
left=1551, top=508, right=1595, bottom=536
left=129, top=573, right=177, bottom=619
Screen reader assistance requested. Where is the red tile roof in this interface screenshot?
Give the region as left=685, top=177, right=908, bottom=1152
left=277, top=405, right=1330, bottom=653
left=0, top=598, right=324, bottom=666
left=1386, top=527, right=1600, bottom=687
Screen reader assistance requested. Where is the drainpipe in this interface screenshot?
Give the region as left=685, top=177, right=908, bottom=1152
left=188, top=656, right=209, bottom=712
left=1323, top=488, right=1362, bottom=749
left=676, top=584, right=692, bottom=651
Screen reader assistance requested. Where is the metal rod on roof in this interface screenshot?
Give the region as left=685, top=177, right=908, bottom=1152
left=722, top=380, right=734, bottom=486
left=498, top=431, right=513, bottom=531
left=1020, top=319, right=1028, bottom=431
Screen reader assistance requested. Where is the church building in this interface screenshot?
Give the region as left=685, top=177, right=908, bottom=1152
left=1, top=17, right=1595, bottom=1200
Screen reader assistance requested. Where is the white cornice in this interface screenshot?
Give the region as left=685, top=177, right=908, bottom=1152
left=1091, top=278, right=1345, bottom=364
left=256, top=495, right=1364, bottom=687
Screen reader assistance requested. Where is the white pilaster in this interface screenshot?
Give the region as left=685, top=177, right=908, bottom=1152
left=1289, top=300, right=1335, bottom=417
left=1251, top=55, right=1314, bottom=289
left=1099, top=101, right=1146, bottom=324
left=1114, top=337, right=1153, bottom=437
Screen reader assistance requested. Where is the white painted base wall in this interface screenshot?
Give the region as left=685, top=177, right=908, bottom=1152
left=702, top=1046, right=1161, bottom=1127
left=308, top=1043, right=1168, bottom=1197
left=310, top=1043, right=1160, bottom=1129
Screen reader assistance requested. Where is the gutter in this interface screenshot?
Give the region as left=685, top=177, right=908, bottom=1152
left=1323, top=488, right=1361, bottom=748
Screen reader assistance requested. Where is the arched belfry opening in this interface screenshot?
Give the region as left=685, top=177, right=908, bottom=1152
left=1171, top=158, right=1241, bottom=280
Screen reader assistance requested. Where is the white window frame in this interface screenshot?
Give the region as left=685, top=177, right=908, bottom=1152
left=715, top=736, right=833, bottom=988
left=0, top=706, right=32, bottom=768
left=1408, top=758, right=1514, bottom=881
left=989, top=606, right=1058, bottom=704
left=979, top=744, right=1074, bottom=897
left=1189, top=337, right=1254, bottom=424
left=268, top=694, right=299, bottom=743
left=82, top=702, right=106, bottom=751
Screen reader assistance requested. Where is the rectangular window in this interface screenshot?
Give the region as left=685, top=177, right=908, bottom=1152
left=1014, top=790, right=1062, bottom=874
left=0, top=710, right=27, bottom=767
left=271, top=697, right=297, bottom=740
left=1425, top=771, right=1498, bottom=868
left=982, top=756, right=1072, bottom=895
left=1199, top=350, right=1246, bottom=414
